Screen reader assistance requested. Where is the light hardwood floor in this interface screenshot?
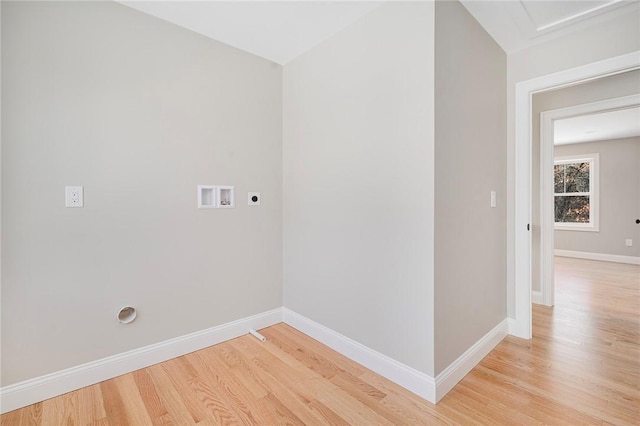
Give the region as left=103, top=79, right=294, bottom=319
left=2, top=257, right=639, bottom=425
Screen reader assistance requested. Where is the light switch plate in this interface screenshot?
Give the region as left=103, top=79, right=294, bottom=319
left=65, top=186, right=83, bottom=207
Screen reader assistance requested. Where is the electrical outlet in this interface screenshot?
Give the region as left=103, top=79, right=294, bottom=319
left=65, top=186, right=83, bottom=207
left=248, top=192, right=261, bottom=206
left=625, top=239, right=633, bottom=247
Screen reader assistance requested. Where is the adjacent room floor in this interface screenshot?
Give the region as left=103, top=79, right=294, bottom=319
left=2, top=257, right=638, bottom=425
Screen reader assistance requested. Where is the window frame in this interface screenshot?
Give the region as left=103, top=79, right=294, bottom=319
left=553, top=153, right=599, bottom=232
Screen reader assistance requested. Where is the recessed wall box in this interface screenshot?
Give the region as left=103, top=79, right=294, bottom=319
left=198, top=185, right=217, bottom=208
left=217, top=186, right=235, bottom=208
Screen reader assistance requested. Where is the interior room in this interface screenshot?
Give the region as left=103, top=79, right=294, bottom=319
left=1, top=0, right=639, bottom=423
left=530, top=70, right=640, bottom=306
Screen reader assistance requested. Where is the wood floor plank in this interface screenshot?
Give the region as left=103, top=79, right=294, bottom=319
left=235, top=337, right=367, bottom=423
left=78, top=384, right=106, bottom=425
left=187, top=350, right=262, bottom=425
left=229, top=338, right=345, bottom=425
left=99, top=380, right=131, bottom=426
left=186, top=375, right=239, bottom=424
left=5, top=402, right=41, bottom=426
left=260, top=325, right=344, bottom=379
left=314, top=384, right=395, bottom=426
left=274, top=324, right=369, bottom=376
left=132, top=369, right=168, bottom=424
left=112, top=374, right=154, bottom=425
left=145, top=364, right=198, bottom=425
left=199, top=345, right=268, bottom=401
left=350, top=369, right=456, bottom=425
left=156, top=357, right=216, bottom=424
left=327, top=371, right=424, bottom=425
left=86, top=418, right=110, bottom=426
left=242, top=332, right=395, bottom=425
left=2, top=257, right=638, bottom=425
left=256, top=392, right=306, bottom=426
left=0, top=409, right=23, bottom=426
left=40, top=393, right=70, bottom=426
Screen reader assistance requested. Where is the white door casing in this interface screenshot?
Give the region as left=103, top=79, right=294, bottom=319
left=513, top=51, right=640, bottom=339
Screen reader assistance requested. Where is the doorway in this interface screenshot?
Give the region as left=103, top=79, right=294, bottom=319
left=537, top=91, right=640, bottom=308
left=512, top=51, right=640, bottom=339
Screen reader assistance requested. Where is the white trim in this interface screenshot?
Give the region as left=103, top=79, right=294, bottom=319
left=1, top=306, right=512, bottom=412
left=553, top=154, right=600, bottom=232
left=514, top=76, right=533, bottom=339
left=538, top=105, right=555, bottom=306
left=281, top=308, right=437, bottom=403
left=434, top=319, right=508, bottom=401
left=531, top=291, right=543, bottom=305
left=0, top=308, right=283, bottom=414
left=283, top=308, right=509, bottom=404
left=554, top=223, right=600, bottom=232
left=555, top=250, right=640, bottom=265
left=514, top=50, right=640, bottom=340
left=533, top=1, right=630, bottom=32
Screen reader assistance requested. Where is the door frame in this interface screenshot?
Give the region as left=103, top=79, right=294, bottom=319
left=512, top=50, right=640, bottom=339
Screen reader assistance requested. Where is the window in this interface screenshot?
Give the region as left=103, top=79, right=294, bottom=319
left=554, top=154, right=599, bottom=231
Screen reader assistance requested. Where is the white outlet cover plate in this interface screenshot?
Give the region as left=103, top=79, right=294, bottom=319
left=248, top=192, right=261, bottom=205
left=65, top=186, right=83, bottom=207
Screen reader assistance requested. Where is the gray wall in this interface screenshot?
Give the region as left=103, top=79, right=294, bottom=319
left=531, top=71, right=640, bottom=291
left=2, top=1, right=283, bottom=386
left=505, top=8, right=640, bottom=316
left=283, top=2, right=436, bottom=376
left=434, top=1, right=507, bottom=375
left=554, top=137, right=640, bottom=257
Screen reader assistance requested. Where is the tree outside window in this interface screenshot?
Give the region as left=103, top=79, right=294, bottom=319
left=554, top=154, right=599, bottom=231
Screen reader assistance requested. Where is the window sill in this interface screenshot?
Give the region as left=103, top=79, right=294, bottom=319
left=555, top=225, right=599, bottom=232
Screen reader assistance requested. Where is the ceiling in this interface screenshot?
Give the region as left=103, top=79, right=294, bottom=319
left=119, top=1, right=382, bottom=64
left=119, top=1, right=640, bottom=63
left=459, top=0, right=639, bottom=53
left=554, top=107, right=640, bottom=145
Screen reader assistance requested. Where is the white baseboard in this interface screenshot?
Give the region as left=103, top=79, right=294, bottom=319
left=555, top=249, right=640, bottom=265
left=282, top=308, right=437, bottom=403
left=0, top=308, right=282, bottom=414
left=282, top=308, right=509, bottom=404
left=3, top=307, right=511, bottom=413
left=434, top=319, right=508, bottom=402
left=531, top=291, right=543, bottom=305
